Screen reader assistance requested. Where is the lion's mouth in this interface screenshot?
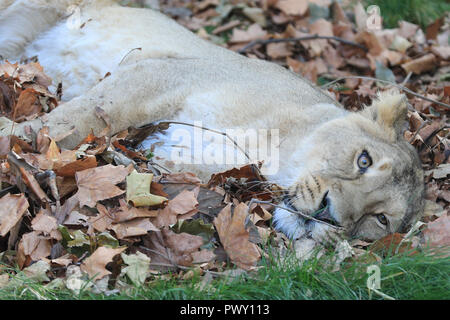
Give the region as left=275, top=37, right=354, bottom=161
left=284, top=191, right=341, bottom=227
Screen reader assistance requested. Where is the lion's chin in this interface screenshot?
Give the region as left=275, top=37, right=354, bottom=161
left=284, top=192, right=342, bottom=228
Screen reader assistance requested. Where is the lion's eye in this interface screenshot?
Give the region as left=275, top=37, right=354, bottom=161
left=357, top=151, right=372, bottom=170
left=376, top=213, right=388, bottom=225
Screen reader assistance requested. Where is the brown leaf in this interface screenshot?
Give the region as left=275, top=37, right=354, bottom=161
left=54, top=154, right=97, bottom=177
left=19, top=167, right=50, bottom=202
left=80, top=246, right=126, bottom=281
left=214, top=203, right=260, bottom=270
left=75, top=164, right=129, bottom=207
left=55, top=176, right=78, bottom=198
left=229, top=24, right=267, bottom=43
left=266, top=42, right=292, bottom=59
left=111, top=218, right=158, bottom=239
left=207, top=164, right=262, bottom=187
left=152, top=189, right=199, bottom=228
left=191, top=249, right=216, bottom=264
left=14, top=88, right=40, bottom=120
left=114, top=199, right=159, bottom=222
left=142, top=229, right=205, bottom=267
left=308, top=18, right=334, bottom=56
left=355, top=31, right=385, bottom=56
left=17, top=62, right=52, bottom=86
left=17, top=231, right=52, bottom=269
left=275, top=0, right=308, bottom=16
left=426, top=17, right=444, bottom=40
left=31, top=211, right=58, bottom=235
left=163, top=229, right=204, bottom=257
left=0, top=193, right=29, bottom=237
left=401, top=54, right=437, bottom=74
left=160, top=172, right=201, bottom=185
left=90, top=204, right=115, bottom=232
left=331, top=1, right=350, bottom=25
left=0, top=61, right=18, bottom=78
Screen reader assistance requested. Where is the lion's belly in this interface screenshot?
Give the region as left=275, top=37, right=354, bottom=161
left=22, top=6, right=235, bottom=101
left=139, top=121, right=281, bottom=183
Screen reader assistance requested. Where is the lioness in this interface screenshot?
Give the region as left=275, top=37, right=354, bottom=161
left=0, top=0, right=426, bottom=243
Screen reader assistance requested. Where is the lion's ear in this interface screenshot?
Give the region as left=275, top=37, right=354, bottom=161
left=363, top=90, right=408, bottom=139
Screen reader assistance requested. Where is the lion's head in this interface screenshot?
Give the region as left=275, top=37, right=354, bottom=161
left=275, top=91, right=426, bottom=242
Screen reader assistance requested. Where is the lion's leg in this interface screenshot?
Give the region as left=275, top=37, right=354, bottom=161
left=0, top=59, right=190, bottom=149
left=0, top=0, right=73, bottom=59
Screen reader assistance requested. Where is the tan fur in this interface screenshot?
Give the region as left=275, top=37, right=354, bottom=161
left=0, top=1, right=425, bottom=243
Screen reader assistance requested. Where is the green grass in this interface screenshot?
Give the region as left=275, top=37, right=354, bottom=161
left=364, top=0, right=450, bottom=29
left=1, top=247, right=449, bottom=300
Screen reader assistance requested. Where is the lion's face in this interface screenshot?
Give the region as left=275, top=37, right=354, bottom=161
left=279, top=92, right=425, bottom=242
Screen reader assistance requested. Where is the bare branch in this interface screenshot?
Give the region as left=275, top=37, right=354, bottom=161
left=238, top=35, right=368, bottom=54
left=322, top=75, right=450, bottom=109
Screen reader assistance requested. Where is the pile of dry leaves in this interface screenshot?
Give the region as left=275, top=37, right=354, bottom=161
left=0, top=0, right=448, bottom=293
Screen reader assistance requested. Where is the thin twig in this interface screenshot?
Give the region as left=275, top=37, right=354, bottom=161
left=119, top=47, right=142, bottom=66
left=155, top=120, right=252, bottom=161
left=369, top=287, right=396, bottom=300
left=401, top=71, right=413, bottom=86
left=247, top=198, right=344, bottom=230
left=321, top=75, right=450, bottom=109
left=430, top=132, right=449, bottom=152
left=148, top=262, right=259, bottom=280
left=409, top=120, right=430, bottom=144
left=238, top=35, right=368, bottom=53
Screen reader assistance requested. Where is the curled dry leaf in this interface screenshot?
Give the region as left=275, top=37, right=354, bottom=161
left=19, top=167, right=50, bottom=203
left=75, top=164, right=129, bottom=208
left=14, top=88, right=41, bottom=120
left=159, top=172, right=202, bottom=184
left=17, top=231, right=52, bottom=269
left=90, top=204, right=115, bottom=232
left=214, top=203, right=260, bottom=270
left=401, top=54, right=437, bottom=74
left=31, top=211, right=59, bottom=238
left=0, top=193, right=29, bottom=237
left=54, top=152, right=97, bottom=177
left=0, top=61, right=52, bottom=86
left=80, top=246, right=126, bottom=281
left=111, top=218, right=159, bottom=239
left=207, top=163, right=262, bottom=187
left=126, top=169, right=168, bottom=207
left=114, top=199, right=159, bottom=222
left=142, top=229, right=206, bottom=267
left=152, top=188, right=199, bottom=228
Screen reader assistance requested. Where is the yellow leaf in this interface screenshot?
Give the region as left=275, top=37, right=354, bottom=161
left=126, top=170, right=168, bottom=207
